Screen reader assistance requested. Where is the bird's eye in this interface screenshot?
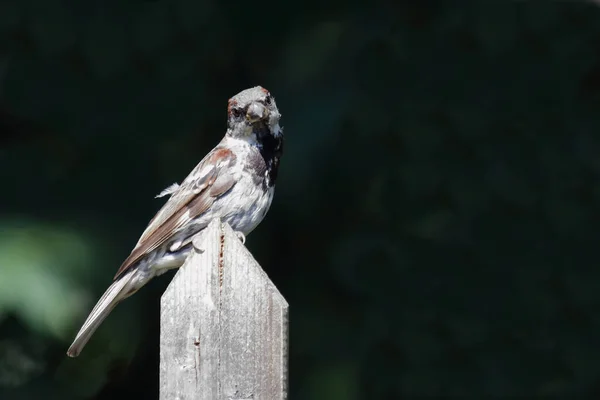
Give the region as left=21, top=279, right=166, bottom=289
left=231, top=108, right=243, bottom=118
left=265, top=96, right=272, bottom=105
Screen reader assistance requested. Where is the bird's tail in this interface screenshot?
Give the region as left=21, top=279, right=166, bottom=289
left=67, top=271, right=136, bottom=357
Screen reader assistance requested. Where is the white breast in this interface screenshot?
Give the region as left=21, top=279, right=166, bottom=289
left=221, top=178, right=274, bottom=235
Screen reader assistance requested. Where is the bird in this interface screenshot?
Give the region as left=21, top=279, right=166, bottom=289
left=67, top=86, right=284, bottom=357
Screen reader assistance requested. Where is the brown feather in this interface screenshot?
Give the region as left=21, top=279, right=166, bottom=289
left=113, top=147, right=237, bottom=280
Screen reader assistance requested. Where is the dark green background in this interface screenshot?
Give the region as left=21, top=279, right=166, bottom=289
left=1, top=0, right=600, bottom=398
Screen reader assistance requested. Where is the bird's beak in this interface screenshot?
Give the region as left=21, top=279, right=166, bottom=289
left=246, top=102, right=268, bottom=123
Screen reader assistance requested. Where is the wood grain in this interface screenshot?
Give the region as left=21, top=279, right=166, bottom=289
left=160, top=219, right=289, bottom=400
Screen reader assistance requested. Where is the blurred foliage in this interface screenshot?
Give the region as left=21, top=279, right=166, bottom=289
left=1, top=0, right=600, bottom=398
left=0, top=221, right=91, bottom=338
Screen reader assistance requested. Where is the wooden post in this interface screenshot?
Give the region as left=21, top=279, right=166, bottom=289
left=159, top=219, right=289, bottom=400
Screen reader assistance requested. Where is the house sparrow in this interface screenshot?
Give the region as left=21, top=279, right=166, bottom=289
left=67, top=86, right=283, bottom=357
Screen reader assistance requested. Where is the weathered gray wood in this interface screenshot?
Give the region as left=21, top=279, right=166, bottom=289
left=160, top=219, right=289, bottom=400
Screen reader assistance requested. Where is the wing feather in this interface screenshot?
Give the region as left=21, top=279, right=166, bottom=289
left=113, top=147, right=237, bottom=280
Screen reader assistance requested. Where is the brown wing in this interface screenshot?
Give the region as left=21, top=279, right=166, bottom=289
left=113, top=147, right=237, bottom=280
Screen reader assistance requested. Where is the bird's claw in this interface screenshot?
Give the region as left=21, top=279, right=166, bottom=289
left=235, top=231, right=246, bottom=245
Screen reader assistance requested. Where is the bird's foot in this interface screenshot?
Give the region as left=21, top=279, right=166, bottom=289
left=235, top=231, right=246, bottom=245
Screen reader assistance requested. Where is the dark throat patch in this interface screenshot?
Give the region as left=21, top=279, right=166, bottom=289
left=251, top=123, right=283, bottom=188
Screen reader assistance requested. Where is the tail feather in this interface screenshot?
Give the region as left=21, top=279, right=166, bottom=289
left=67, top=272, right=135, bottom=357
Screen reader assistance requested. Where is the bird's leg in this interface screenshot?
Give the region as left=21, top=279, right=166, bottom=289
left=234, top=231, right=246, bottom=245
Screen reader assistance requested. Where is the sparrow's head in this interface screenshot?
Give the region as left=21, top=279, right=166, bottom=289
left=226, top=86, right=282, bottom=143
